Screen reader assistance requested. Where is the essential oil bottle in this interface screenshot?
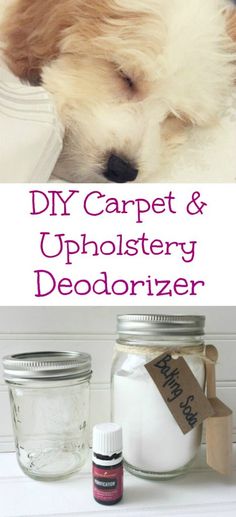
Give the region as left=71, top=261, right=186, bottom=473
left=92, top=423, right=123, bottom=505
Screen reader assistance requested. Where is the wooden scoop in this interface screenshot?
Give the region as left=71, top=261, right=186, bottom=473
left=205, top=345, right=233, bottom=475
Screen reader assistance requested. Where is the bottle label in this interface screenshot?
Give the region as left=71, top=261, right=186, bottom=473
left=93, top=463, right=123, bottom=503
left=145, top=353, right=214, bottom=434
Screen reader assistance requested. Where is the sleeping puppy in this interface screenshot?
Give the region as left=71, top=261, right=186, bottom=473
left=1, top=0, right=236, bottom=183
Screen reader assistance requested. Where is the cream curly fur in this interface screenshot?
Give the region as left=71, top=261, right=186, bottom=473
left=1, top=0, right=236, bottom=182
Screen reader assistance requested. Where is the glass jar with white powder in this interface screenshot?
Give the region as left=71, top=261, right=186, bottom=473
left=3, top=351, right=92, bottom=481
left=111, top=314, right=206, bottom=480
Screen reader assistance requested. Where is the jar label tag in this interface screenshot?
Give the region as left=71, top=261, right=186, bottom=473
left=145, top=353, right=214, bottom=434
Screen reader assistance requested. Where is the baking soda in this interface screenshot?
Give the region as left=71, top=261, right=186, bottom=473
left=113, top=356, right=205, bottom=473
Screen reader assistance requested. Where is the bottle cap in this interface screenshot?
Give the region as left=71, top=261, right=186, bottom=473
left=93, top=423, right=122, bottom=456
left=3, top=351, right=92, bottom=383
left=117, top=314, right=205, bottom=338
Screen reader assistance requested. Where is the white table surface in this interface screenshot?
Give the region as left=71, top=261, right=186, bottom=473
left=0, top=447, right=236, bottom=517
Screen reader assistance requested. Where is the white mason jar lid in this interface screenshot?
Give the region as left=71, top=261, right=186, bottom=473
left=2, top=351, right=92, bottom=383
left=93, top=423, right=122, bottom=456
left=117, top=314, right=205, bottom=337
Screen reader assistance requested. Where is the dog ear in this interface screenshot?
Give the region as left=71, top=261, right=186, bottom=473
left=1, top=0, right=73, bottom=84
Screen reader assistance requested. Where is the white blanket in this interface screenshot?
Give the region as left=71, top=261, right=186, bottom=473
left=0, top=64, right=64, bottom=182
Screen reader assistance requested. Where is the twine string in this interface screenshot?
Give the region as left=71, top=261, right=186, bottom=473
left=115, top=342, right=216, bottom=364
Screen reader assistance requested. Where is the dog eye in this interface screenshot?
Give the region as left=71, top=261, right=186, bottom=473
left=119, top=70, right=135, bottom=89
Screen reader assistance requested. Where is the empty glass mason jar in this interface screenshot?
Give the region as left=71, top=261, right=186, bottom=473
left=111, top=314, right=206, bottom=480
left=3, top=351, right=92, bottom=481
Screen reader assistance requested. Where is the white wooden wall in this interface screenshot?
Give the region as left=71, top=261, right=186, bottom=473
left=0, top=307, right=235, bottom=452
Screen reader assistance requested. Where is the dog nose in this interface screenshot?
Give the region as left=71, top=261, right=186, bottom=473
left=105, top=154, right=138, bottom=183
